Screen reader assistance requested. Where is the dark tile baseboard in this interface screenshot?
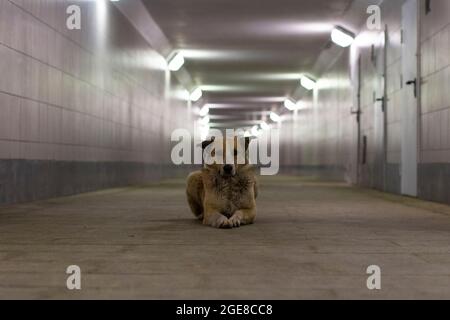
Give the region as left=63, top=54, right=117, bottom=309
left=0, top=160, right=196, bottom=205
left=418, top=163, right=450, bottom=205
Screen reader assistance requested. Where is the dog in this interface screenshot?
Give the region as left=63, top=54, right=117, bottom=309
left=186, top=136, right=258, bottom=228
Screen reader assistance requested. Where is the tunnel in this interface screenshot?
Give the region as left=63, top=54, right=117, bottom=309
left=1, top=0, right=450, bottom=301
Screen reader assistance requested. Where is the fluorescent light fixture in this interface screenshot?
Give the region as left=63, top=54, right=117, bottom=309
left=284, top=98, right=297, bottom=111
left=331, top=26, right=355, bottom=48
left=300, top=75, right=316, bottom=91
left=200, top=125, right=210, bottom=141
left=260, top=121, right=270, bottom=131
left=251, top=125, right=261, bottom=137
left=296, top=101, right=305, bottom=109
left=199, top=105, right=209, bottom=117
left=270, top=112, right=281, bottom=123
left=190, top=88, right=203, bottom=102
left=167, top=52, right=185, bottom=71
left=200, top=116, right=210, bottom=125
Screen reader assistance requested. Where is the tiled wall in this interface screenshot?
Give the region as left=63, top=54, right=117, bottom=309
left=419, top=0, right=450, bottom=203
left=279, top=0, right=404, bottom=189
left=280, top=51, right=355, bottom=182
left=280, top=0, right=450, bottom=205
left=0, top=0, right=192, bottom=204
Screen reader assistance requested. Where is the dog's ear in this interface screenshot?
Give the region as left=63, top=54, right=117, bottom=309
left=201, top=136, right=215, bottom=150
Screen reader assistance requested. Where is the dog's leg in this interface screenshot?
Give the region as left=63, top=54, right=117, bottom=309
left=231, top=208, right=256, bottom=226
left=203, top=210, right=231, bottom=229
left=187, top=193, right=203, bottom=220
left=186, top=171, right=204, bottom=220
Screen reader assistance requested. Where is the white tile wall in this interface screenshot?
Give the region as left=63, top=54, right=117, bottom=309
left=421, top=0, right=450, bottom=163
left=0, top=0, right=192, bottom=164
left=384, top=3, right=403, bottom=165
left=279, top=52, right=354, bottom=174
left=278, top=0, right=405, bottom=184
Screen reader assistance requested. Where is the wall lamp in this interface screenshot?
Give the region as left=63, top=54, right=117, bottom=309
left=190, top=88, right=203, bottom=102
left=270, top=112, right=281, bottom=123
left=284, top=98, right=298, bottom=111
left=300, top=75, right=316, bottom=91
left=199, top=105, right=209, bottom=117
left=199, top=116, right=210, bottom=125
left=251, top=125, right=261, bottom=137
left=331, top=26, right=355, bottom=48
left=167, top=52, right=185, bottom=71
left=260, top=121, right=270, bottom=131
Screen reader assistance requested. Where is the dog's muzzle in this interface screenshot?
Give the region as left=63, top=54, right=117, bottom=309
left=222, top=165, right=235, bottom=177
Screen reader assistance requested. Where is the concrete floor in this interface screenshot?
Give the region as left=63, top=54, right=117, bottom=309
left=1, top=176, right=450, bottom=299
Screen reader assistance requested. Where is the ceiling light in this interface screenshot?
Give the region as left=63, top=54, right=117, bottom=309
left=200, top=116, right=210, bottom=125
left=251, top=125, right=261, bottom=137
left=190, top=88, right=203, bottom=102
left=270, top=112, right=281, bottom=123
left=296, top=101, right=305, bottom=109
left=200, top=125, right=210, bottom=141
left=284, top=99, right=297, bottom=111
left=199, top=105, right=209, bottom=117
left=260, top=121, right=270, bottom=131
left=331, top=26, right=355, bottom=48
left=167, top=52, right=185, bottom=71
left=300, top=75, right=316, bottom=91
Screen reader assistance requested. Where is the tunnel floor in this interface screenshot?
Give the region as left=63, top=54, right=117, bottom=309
left=1, top=176, right=450, bottom=299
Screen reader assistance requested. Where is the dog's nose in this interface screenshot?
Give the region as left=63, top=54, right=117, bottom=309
left=223, top=165, right=233, bottom=174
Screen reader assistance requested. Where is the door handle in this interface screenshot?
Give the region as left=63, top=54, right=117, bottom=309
left=376, top=97, right=385, bottom=112
left=406, top=78, right=417, bottom=98
left=351, top=109, right=361, bottom=123
left=350, top=108, right=361, bottom=115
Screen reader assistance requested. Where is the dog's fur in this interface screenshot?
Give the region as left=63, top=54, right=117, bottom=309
left=186, top=136, right=258, bottom=228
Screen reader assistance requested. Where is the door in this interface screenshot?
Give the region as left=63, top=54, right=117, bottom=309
left=358, top=29, right=387, bottom=189
left=373, top=28, right=387, bottom=191
left=354, top=56, right=362, bottom=184
left=401, top=0, right=419, bottom=196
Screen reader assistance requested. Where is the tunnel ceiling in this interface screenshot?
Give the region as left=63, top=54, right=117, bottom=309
left=142, top=0, right=359, bottom=128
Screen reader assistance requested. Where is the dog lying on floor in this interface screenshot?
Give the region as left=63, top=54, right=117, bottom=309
left=186, top=136, right=258, bottom=228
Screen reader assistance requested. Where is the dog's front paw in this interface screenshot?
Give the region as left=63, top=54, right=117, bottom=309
left=228, top=214, right=242, bottom=228
left=207, top=214, right=231, bottom=229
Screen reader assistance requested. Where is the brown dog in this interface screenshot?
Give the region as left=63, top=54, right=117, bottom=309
left=186, top=136, right=258, bottom=228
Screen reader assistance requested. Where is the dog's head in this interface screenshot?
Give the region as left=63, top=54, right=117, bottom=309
left=202, top=136, right=251, bottom=178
